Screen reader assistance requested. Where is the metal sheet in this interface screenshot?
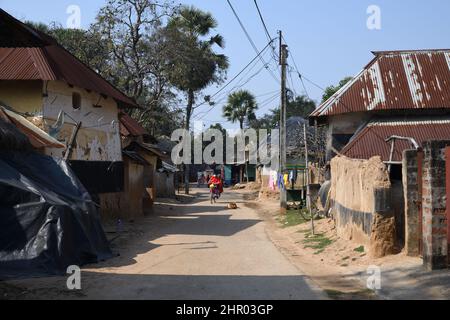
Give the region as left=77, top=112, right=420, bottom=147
left=0, top=9, right=137, bottom=108
left=311, top=50, right=450, bottom=118
left=341, top=118, right=450, bottom=162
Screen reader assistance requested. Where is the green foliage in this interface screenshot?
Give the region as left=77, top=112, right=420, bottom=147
left=354, top=246, right=365, bottom=253
left=25, top=22, right=108, bottom=73
left=165, top=5, right=228, bottom=95
left=223, top=90, right=258, bottom=129
left=303, top=233, right=334, bottom=254
left=278, top=209, right=310, bottom=228
left=321, top=76, right=353, bottom=103
left=24, top=1, right=230, bottom=141
left=250, top=94, right=316, bottom=130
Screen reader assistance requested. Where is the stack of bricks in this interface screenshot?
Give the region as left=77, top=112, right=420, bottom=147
left=422, top=141, right=450, bottom=270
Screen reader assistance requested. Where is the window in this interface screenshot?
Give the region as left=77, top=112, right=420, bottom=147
left=72, top=92, right=81, bottom=110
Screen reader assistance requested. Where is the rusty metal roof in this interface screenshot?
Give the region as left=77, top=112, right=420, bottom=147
left=341, top=118, right=450, bottom=162
left=119, top=112, right=148, bottom=137
left=311, top=50, right=450, bottom=118
left=0, top=9, right=138, bottom=108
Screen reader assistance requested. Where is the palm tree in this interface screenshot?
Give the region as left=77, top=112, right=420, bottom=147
left=166, top=6, right=229, bottom=194
left=223, top=90, right=258, bottom=130
left=223, top=90, right=258, bottom=183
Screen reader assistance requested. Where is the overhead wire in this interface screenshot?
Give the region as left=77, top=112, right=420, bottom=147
left=226, top=0, right=280, bottom=84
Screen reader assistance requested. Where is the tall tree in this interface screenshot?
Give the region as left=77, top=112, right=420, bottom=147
left=164, top=5, right=229, bottom=194
left=223, top=90, right=258, bottom=130
left=25, top=22, right=108, bottom=73
left=94, top=0, right=181, bottom=139
left=321, top=76, right=353, bottom=103
left=26, top=1, right=184, bottom=139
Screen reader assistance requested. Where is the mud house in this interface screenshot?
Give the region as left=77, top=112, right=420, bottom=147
left=0, top=10, right=139, bottom=209
left=310, top=49, right=450, bottom=268
left=99, top=111, right=170, bottom=219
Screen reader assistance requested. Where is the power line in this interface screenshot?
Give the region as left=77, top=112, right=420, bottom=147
left=226, top=0, right=280, bottom=84
left=280, top=34, right=390, bottom=153
left=258, top=91, right=281, bottom=110
left=253, top=0, right=279, bottom=62
left=280, top=34, right=316, bottom=100
left=253, top=0, right=272, bottom=42
left=192, top=39, right=276, bottom=121
left=194, top=90, right=280, bottom=126
left=211, top=49, right=273, bottom=105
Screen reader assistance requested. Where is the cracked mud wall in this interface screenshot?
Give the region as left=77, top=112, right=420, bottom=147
left=330, top=156, right=395, bottom=257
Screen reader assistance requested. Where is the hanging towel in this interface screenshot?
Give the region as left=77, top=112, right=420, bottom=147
left=268, top=174, right=275, bottom=191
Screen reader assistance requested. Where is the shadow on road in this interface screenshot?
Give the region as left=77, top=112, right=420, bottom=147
left=2, top=273, right=322, bottom=300
left=85, top=190, right=261, bottom=270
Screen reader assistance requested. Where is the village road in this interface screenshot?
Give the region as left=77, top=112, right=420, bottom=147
left=4, top=188, right=325, bottom=300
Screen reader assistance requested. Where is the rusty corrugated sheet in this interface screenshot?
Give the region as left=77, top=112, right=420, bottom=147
left=311, top=50, right=450, bottom=118
left=119, top=112, right=148, bottom=137
left=0, top=106, right=65, bottom=149
left=0, top=47, right=55, bottom=80
left=0, top=9, right=137, bottom=108
left=341, top=118, right=450, bottom=162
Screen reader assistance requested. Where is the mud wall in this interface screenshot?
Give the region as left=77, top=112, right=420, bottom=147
left=330, top=156, right=395, bottom=257
left=43, top=80, right=122, bottom=162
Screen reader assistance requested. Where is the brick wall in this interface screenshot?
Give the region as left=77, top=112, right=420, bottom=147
left=422, top=141, right=450, bottom=270
left=402, top=149, right=420, bottom=256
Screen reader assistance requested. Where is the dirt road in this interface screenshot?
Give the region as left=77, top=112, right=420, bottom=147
left=3, top=188, right=325, bottom=300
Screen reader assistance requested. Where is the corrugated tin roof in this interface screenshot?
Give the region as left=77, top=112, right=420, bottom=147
left=0, top=9, right=138, bottom=108
left=0, top=106, right=65, bottom=149
left=123, top=150, right=149, bottom=165
left=311, top=50, right=450, bottom=118
left=119, top=112, right=148, bottom=137
left=341, top=118, right=450, bottom=162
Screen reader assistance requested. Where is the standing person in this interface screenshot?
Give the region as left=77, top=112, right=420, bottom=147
left=197, top=172, right=202, bottom=187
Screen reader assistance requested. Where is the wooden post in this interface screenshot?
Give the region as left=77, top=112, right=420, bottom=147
left=64, top=122, right=82, bottom=161
left=304, top=123, right=314, bottom=235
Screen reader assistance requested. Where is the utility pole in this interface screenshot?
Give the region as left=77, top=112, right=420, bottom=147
left=304, top=122, right=314, bottom=235
left=279, top=30, right=288, bottom=213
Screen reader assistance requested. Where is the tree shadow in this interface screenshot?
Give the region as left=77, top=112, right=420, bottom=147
left=3, top=273, right=324, bottom=300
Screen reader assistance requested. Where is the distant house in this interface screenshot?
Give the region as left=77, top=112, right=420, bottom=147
left=0, top=9, right=139, bottom=198
left=310, top=49, right=450, bottom=166
left=309, top=49, right=450, bottom=261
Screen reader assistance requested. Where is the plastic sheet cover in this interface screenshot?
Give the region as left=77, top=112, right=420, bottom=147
left=0, top=151, right=112, bottom=279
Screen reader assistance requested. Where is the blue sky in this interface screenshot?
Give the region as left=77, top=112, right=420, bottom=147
left=1, top=0, right=450, bottom=128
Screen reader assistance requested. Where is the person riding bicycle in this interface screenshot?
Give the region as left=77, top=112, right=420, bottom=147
left=208, top=174, right=223, bottom=196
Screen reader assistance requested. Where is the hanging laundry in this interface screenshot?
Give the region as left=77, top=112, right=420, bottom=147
left=283, top=173, right=289, bottom=187
left=278, top=173, right=284, bottom=190
left=268, top=173, right=275, bottom=191
left=289, top=170, right=298, bottom=189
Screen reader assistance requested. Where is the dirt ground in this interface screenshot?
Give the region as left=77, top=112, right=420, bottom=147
left=247, top=193, right=449, bottom=300
left=1, top=188, right=448, bottom=300
left=0, top=188, right=325, bottom=300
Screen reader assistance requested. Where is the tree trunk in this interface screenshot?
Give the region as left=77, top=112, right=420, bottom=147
left=184, top=89, right=195, bottom=195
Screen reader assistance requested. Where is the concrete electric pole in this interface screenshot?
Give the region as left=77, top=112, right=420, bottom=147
left=279, top=31, right=288, bottom=213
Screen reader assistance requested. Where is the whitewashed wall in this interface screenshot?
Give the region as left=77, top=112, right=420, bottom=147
left=43, top=81, right=122, bottom=162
